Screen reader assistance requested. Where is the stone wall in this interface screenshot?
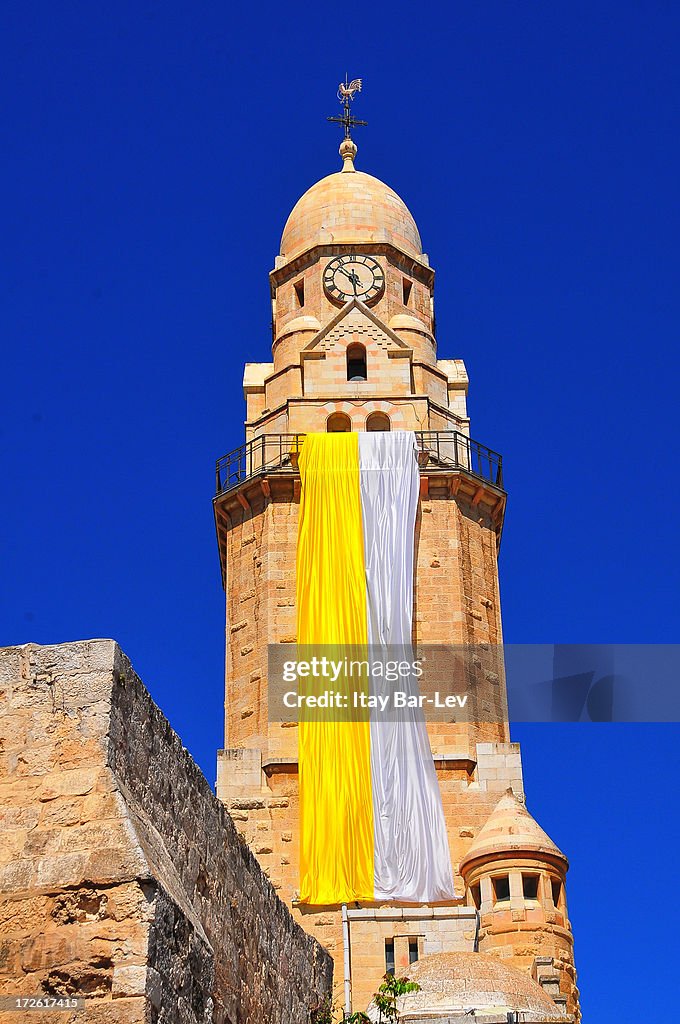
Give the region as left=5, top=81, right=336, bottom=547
left=0, top=640, right=332, bottom=1024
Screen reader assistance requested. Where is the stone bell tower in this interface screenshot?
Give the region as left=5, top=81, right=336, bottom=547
left=214, top=124, right=580, bottom=1020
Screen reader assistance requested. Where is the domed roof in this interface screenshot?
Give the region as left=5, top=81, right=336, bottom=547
left=276, top=314, right=321, bottom=340
left=388, top=313, right=431, bottom=334
left=393, top=951, right=562, bottom=1021
left=460, top=790, right=567, bottom=872
left=280, top=143, right=422, bottom=261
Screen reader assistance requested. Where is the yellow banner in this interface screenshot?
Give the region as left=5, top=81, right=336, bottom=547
left=296, top=433, right=374, bottom=904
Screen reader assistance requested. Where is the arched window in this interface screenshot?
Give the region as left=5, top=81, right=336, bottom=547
left=366, top=412, right=391, bottom=432
left=347, top=344, right=367, bottom=381
left=327, top=412, right=352, bottom=433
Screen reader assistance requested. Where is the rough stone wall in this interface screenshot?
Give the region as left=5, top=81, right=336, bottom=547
left=0, top=640, right=332, bottom=1024
left=222, top=493, right=301, bottom=759
left=416, top=496, right=504, bottom=646
left=415, top=494, right=509, bottom=753
left=224, top=492, right=273, bottom=752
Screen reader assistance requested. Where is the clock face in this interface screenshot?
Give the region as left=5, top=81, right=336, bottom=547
left=323, top=254, right=385, bottom=304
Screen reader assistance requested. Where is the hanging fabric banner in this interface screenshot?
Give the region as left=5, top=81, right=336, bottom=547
left=296, top=430, right=455, bottom=905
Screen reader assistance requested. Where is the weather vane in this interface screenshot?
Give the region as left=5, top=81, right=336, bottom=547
left=327, top=75, right=367, bottom=140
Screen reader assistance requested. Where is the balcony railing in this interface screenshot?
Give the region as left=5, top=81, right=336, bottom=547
left=215, top=431, right=503, bottom=496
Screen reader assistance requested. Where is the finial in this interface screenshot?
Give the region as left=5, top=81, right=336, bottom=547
left=339, top=138, right=357, bottom=172
left=327, top=75, right=367, bottom=161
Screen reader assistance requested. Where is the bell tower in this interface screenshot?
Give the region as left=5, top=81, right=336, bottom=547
left=214, top=107, right=579, bottom=1019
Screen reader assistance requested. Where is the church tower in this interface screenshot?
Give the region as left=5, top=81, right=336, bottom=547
left=214, top=101, right=579, bottom=1020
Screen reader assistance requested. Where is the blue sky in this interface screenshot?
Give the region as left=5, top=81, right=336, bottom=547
left=2, top=2, right=679, bottom=1016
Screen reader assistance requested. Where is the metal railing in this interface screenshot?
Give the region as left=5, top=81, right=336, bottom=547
left=215, top=434, right=304, bottom=493
left=414, top=430, right=503, bottom=488
left=215, top=431, right=503, bottom=495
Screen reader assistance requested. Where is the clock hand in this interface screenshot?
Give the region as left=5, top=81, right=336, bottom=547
left=335, top=265, right=363, bottom=294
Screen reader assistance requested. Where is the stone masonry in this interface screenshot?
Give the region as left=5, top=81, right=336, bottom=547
left=0, top=640, right=332, bottom=1024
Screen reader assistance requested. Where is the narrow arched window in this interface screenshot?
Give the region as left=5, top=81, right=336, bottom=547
left=366, top=412, right=391, bottom=432
left=327, top=412, right=352, bottom=433
left=347, top=344, right=367, bottom=381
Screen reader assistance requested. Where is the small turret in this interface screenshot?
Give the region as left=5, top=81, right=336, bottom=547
left=460, top=790, right=579, bottom=1020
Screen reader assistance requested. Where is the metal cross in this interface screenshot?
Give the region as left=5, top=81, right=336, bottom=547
left=327, top=74, right=368, bottom=140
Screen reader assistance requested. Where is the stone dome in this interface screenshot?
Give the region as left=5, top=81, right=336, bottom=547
left=280, top=144, right=422, bottom=261
left=388, top=313, right=432, bottom=333
left=460, top=790, right=567, bottom=873
left=276, top=314, right=321, bottom=339
left=393, top=951, right=563, bottom=1022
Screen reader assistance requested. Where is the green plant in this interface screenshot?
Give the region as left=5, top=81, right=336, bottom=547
left=374, top=974, right=421, bottom=1024
left=310, top=996, right=334, bottom=1024
left=310, top=973, right=420, bottom=1024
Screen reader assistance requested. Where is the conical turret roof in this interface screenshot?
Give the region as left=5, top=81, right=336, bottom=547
left=460, top=790, right=568, bottom=872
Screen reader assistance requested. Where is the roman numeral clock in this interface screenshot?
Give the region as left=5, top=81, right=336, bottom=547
left=323, top=254, right=385, bottom=305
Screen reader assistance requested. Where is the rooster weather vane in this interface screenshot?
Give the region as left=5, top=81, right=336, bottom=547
left=327, top=75, right=367, bottom=140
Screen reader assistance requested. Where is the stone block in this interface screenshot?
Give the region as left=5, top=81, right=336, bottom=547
left=111, top=964, right=147, bottom=998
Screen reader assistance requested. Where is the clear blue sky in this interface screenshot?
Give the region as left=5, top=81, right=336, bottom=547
left=2, top=2, right=679, bottom=1017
